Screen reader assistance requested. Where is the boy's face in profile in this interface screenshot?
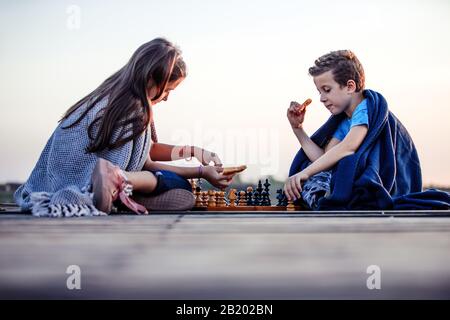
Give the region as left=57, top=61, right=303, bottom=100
left=313, top=70, right=353, bottom=116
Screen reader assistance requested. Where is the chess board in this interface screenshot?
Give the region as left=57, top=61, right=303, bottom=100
left=190, top=178, right=303, bottom=212
left=192, top=205, right=304, bottom=212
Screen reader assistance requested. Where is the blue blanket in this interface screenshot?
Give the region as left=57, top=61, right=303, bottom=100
left=289, top=89, right=450, bottom=210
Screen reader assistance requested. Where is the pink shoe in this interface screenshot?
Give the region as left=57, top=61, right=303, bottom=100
left=92, top=159, right=148, bottom=215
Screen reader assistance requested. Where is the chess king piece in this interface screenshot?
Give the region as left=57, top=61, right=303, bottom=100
left=263, top=179, right=271, bottom=206
left=253, top=180, right=263, bottom=206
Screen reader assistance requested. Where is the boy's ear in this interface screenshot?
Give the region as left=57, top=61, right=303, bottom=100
left=346, top=79, right=357, bottom=93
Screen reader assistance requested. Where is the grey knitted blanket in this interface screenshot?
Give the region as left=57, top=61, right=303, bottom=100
left=14, top=97, right=152, bottom=217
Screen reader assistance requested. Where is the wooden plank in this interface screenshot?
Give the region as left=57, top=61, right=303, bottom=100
left=1, top=214, right=450, bottom=299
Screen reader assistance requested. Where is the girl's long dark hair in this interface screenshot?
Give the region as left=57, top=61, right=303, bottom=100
left=60, top=38, right=186, bottom=153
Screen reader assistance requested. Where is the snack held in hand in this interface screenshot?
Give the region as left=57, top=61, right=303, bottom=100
left=222, top=165, right=247, bottom=175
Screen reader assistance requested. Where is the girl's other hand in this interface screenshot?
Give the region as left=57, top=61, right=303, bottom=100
left=194, top=147, right=223, bottom=167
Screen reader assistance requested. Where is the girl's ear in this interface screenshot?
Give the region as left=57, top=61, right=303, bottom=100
left=346, top=79, right=357, bottom=93
left=146, top=80, right=158, bottom=101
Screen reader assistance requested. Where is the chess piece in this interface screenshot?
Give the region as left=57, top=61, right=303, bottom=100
left=215, top=191, right=220, bottom=207
left=263, top=179, right=271, bottom=206
left=246, top=186, right=254, bottom=206
left=201, top=191, right=209, bottom=207
left=276, top=189, right=284, bottom=206
left=228, top=189, right=237, bottom=207
left=207, top=190, right=216, bottom=207
left=257, top=180, right=263, bottom=194
left=194, top=186, right=203, bottom=207
left=217, top=191, right=226, bottom=207
left=254, top=180, right=263, bottom=206
left=237, top=191, right=247, bottom=206
left=261, top=190, right=270, bottom=206
left=287, top=200, right=295, bottom=211
left=190, top=179, right=197, bottom=193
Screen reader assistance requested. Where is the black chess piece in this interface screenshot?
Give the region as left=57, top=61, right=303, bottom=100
left=246, top=188, right=254, bottom=206
left=254, top=180, right=263, bottom=206
left=264, top=179, right=270, bottom=192
left=261, top=191, right=269, bottom=206
left=263, top=179, right=271, bottom=206
left=281, top=191, right=288, bottom=206
left=254, top=190, right=261, bottom=206
left=257, top=180, right=263, bottom=194
left=276, top=189, right=284, bottom=206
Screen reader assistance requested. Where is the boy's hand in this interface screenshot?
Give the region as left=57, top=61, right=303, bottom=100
left=284, top=171, right=309, bottom=201
left=287, top=101, right=307, bottom=129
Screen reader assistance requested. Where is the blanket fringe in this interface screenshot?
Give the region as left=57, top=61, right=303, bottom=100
left=30, top=192, right=106, bottom=217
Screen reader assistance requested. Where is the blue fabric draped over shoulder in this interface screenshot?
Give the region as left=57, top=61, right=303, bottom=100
left=289, top=89, right=450, bottom=210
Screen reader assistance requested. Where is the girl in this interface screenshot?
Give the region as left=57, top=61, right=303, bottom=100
left=15, top=38, right=234, bottom=217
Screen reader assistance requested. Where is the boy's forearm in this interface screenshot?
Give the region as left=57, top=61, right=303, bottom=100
left=292, top=127, right=324, bottom=162
left=302, top=143, right=354, bottom=178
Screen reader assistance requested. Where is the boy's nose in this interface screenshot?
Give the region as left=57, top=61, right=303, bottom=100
left=320, top=95, right=327, bottom=103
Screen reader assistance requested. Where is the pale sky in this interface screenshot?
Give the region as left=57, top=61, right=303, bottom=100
left=1, top=0, right=449, bottom=186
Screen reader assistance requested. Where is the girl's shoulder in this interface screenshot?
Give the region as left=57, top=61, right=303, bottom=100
left=61, top=96, right=109, bottom=129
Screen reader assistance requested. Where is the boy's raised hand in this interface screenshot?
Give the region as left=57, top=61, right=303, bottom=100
left=287, top=101, right=307, bottom=129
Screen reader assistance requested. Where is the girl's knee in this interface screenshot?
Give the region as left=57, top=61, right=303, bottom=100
left=152, top=170, right=191, bottom=194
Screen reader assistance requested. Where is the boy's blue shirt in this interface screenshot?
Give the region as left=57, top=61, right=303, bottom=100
left=333, top=99, right=369, bottom=141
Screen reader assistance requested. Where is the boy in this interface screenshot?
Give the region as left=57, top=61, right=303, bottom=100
left=283, top=50, right=450, bottom=211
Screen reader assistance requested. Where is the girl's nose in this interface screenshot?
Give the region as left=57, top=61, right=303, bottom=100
left=320, top=94, right=327, bottom=103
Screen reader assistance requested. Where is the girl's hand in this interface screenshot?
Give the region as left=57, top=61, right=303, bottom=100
left=202, top=165, right=234, bottom=189
left=193, top=147, right=223, bottom=167
left=284, top=171, right=309, bottom=201
left=287, top=101, right=307, bottom=129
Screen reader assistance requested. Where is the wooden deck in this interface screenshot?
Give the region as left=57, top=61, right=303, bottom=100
left=1, top=210, right=450, bottom=299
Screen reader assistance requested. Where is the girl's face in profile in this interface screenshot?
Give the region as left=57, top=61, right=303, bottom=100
left=147, top=77, right=185, bottom=106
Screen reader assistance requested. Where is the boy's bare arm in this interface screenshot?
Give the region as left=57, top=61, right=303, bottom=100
left=302, top=125, right=368, bottom=178
left=292, top=127, right=325, bottom=162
